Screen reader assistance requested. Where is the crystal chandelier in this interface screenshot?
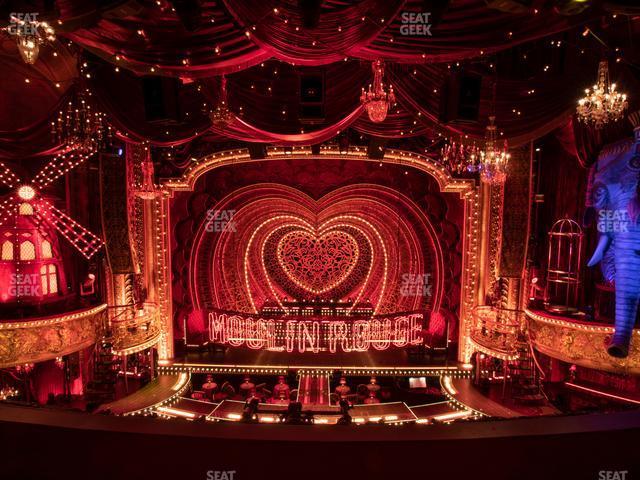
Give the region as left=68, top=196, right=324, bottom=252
left=441, top=138, right=480, bottom=174
left=479, top=116, right=510, bottom=184
left=360, top=60, right=395, bottom=123
left=577, top=60, right=628, bottom=129
left=5, top=14, right=55, bottom=65
left=52, top=84, right=112, bottom=153
left=210, top=76, right=234, bottom=128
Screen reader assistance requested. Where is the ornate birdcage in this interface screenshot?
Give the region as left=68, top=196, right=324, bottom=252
left=545, top=218, right=583, bottom=313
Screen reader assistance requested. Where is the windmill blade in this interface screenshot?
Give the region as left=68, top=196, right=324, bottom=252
left=0, top=161, right=20, bottom=189
left=34, top=199, right=103, bottom=259
left=32, top=146, right=95, bottom=190
left=0, top=195, right=17, bottom=227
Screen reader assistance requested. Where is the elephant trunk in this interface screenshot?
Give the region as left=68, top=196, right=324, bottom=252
left=611, top=239, right=640, bottom=357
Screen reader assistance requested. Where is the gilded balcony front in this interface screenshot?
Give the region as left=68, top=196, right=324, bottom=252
left=525, top=308, right=640, bottom=375
left=108, top=303, right=161, bottom=356
left=0, top=304, right=107, bottom=368
left=469, top=306, right=520, bottom=361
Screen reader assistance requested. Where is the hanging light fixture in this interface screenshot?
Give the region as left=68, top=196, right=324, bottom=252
left=5, top=14, right=55, bottom=65
left=360, top=60, right=395, bottom=123
left=51, top=63, right=112, bottom=152
left=135, top=157, right=158, bottom=200
left=210, top=75, right=234, bottom=128
left=577, top=60, right=628, bottom=129
left=478, top=115, right=510, bottom=184
left=441, top=138, right=480, bottom=174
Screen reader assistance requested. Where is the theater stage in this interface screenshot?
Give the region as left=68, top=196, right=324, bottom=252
left=170, top=346, right=458, bottom=374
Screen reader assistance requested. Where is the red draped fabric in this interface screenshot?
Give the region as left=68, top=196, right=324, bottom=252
left=55, top=0, right=599, bottom=78
left=0, top=0, right=634, bottom=164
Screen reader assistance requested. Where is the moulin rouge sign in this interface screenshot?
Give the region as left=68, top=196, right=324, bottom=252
left=208, top=312, right=423, bottom=353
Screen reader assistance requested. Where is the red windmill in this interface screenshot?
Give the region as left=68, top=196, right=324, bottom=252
left=0, top=150, right=103, bottom=303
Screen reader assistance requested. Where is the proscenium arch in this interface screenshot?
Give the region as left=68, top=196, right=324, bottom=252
left=158, top=147, right=481, bottom=362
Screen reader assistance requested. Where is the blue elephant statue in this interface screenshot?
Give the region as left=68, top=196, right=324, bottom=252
left=586, top=125, right=640, bottom=357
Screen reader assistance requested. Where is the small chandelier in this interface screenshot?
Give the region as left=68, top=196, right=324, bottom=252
left=441, top=138, right=480, bottom=174
left=5, top=13, right=55, bottom=65
left=51, top=82, right=112, bottom=153
left=478, top=116, right=510, bottom=184
left=135, top=158, right=158, bottom=200
left=361, top=60, right=395, bottom=123
left=577, top=60, right=628, bottom=129
left=210, top=75, right=234, bottom=128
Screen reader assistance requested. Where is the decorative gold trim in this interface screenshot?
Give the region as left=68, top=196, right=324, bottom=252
left=525, top=309, right=640, bottom=375
left=0, top=304, right=106, bottom=368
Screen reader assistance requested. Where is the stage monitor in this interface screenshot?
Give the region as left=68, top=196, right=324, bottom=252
left=409, top=377, right=427, bottom=389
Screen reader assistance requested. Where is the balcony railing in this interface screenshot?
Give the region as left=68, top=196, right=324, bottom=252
left=0, top=304, right=107, bottom=368
left=469, top=306, right=521, bottom=360
left=106, top=303, right=161, bottom=356
left=525, top=308, right=640, bottom=375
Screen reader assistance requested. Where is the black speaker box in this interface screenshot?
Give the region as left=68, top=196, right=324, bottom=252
left=142, top=76, right=181, bottom=124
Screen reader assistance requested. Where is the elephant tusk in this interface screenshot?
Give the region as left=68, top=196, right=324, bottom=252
left=587, top=234, right=612, bottom=267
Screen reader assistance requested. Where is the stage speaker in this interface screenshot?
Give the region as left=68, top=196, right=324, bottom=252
left=484, top=0, right=532, bottom=14
left=298, top=0, right=322, bottom=29
left=311, top=144, right=321, bottom=155
left=440, top=72, right=482, bottom=123
left=142, top=76, right=181, bottom=124
left=299, top=71, right=325, bottom=124
left=248, top=143, right=268, bottom=159
left=169, top=0, right=203, bottom=31
left=101, top=0, right=145, bottom=19
left=367, top=137, right=387, bottom=159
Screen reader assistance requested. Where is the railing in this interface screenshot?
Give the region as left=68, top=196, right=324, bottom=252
left=525, top=308, right=640, bottom=375
left=469, top=306, right=521, bottom=360
left=106, top=303, right=161, bottom=355
left=0, top=304, right=107, bottom=368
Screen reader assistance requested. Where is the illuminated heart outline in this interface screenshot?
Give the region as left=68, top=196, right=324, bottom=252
left=276, top=229, right=359, bottom=294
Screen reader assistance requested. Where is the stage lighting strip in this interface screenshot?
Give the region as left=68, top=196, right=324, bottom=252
left=440, top=375, right=487, bottom=419
left=122, top=373, right=191, bottom=417
left=158, top=364, right=473, bottom=378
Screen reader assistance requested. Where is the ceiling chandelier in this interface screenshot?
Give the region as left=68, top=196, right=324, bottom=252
left=441, top=138, right=480, bottom=174
left=577, top=60, right=628, bottom=129
left=210, top=75, right=234, bottom=128
left=4, top=13, right=55, bottom=65
left=51, top=68, right=112, bottom=153
left=360, top=60, right=395, bottom=123
left=478, top=116, right=510, bottom=184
